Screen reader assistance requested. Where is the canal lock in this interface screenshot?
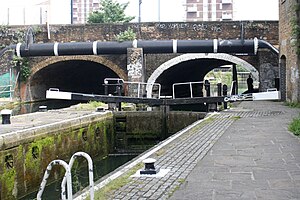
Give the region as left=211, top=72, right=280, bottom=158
left=0, top=110, right=206, bottom=200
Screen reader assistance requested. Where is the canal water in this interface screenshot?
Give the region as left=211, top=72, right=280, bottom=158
left=20, top=154, right=137, bottom=200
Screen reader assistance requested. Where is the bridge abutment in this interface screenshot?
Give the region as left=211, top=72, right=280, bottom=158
left=127, top=48, right=145, bottom=97
left=257, top=50, right=280, bottom=92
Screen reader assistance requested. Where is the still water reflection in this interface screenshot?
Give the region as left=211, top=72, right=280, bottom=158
left=21, top=154, right=136, bottom=200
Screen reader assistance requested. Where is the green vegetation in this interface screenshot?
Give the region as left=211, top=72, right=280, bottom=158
left=286, top=100, right=300, bottom=136
left=284, top=101, right=300, bottom=108
left=291, top=3, right=300, bottom=55
left=0, top=168, right=16, bottom=196
left=25, top=137, right=55, bottom=170
left=87, top=0, right=134, bottom=23
left=11, top=55, right=31, bottom=81
left=115, top=28, right=136, bottom=42
left=168, top=178, right=186, bottom=197
left=205, top=71, right=232, bottom=86
left=289, top=115, right=300, bottom=136
left=93, top=162, right=143, bottom=200
left=230, top=116, right=241, bottom=120
left=75, top=101, right=107, bottom=110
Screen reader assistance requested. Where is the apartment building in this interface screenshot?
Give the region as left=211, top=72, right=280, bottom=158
left=185, top=0, right=233, bottom=21
left=72, top=0, right=101, bottom=24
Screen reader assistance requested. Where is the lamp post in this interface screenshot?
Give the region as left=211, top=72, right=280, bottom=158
left=138, top=0, right=142, bottom=23
left=71, top=0, right=73, bottom=24
left=158, top=0, right=160, bottom=22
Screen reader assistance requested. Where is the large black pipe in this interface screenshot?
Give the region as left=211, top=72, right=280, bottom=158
left=14, top=39, right=278, bottom=57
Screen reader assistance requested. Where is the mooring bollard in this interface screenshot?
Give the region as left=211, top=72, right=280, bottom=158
left=1, top=109, right=12, bottom=124
left=39, top=106, right=47, bottom=112
left=204, top=80, right=211, bottom=97
left=223, top=84, right=228, bottom=109
left=140, top=158, right=159, bottom=175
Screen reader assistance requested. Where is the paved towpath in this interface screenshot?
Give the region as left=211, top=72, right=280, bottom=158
left=0, top=108, right=98, bottom=135
left=104, top=101, right=300, bottom=200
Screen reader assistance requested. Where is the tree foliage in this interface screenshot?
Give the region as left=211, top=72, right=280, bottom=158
left=115, top=28, right=136, bottom=41
left=87, top=0, right=135, bottom=23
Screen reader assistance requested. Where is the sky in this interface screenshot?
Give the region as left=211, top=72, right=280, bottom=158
left=114, top=0, right=279, bottom=22
left=0, top=0, right=279, bottom=25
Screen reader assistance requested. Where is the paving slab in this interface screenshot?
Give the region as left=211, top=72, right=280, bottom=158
left=96, top=101, right=300, bottom=200
left=171, top=101, right=300, bottom=200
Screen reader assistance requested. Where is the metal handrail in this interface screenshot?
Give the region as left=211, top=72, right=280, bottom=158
left=172, top=81, right=204, bottom=99
left=37, top=160, right=73, bottom=200
left=103, top=78, right=161, bottom=99
left=61, top=152, right=94, bottom=200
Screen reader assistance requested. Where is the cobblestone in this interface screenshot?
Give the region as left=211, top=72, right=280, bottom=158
left=102, top=101, right=300, bottom=200
left=107, top=111, right=235, bottom=199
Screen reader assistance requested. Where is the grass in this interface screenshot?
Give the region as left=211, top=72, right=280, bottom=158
left=289, top=116, right=300, bottom=136
left=284, top=101, right=300, bottom=108
left=92, top=162, right=143, bottom=200
left=168, top=178, right=186, bottom=198
left=230, top=116, right=241, bottom=120
left=285, top=101, right=300, bottom=136
left=75, top=101, right=107, bottom=110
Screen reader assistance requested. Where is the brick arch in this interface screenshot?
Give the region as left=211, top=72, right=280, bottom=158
left=29, top=55, right=127, bottom=81
left=23, top=55, right=127, bottom=101
left=146, top=53, right=258, bottom=98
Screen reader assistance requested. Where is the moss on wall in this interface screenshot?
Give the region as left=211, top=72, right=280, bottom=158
left=0, top=115, right=114, bottom=199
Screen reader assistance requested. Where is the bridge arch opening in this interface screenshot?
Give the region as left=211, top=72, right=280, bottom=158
left=146, top=53, right=258, bottom=98
left=28, top=56, right=127, bottom=100
left=280, top=55, right=287, bottom=101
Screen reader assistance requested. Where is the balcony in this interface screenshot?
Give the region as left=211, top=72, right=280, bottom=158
left=187, top=6, right=197, bottom=12
left=222, top=0, right=232, bottom=4
left=222, top=13, right=232, bottom=20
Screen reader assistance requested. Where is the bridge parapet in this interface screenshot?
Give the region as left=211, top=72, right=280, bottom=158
left=0, top=21, right=278, bottom=47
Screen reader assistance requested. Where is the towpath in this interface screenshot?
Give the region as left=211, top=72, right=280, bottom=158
left=100, top=101, right=300, bottom=200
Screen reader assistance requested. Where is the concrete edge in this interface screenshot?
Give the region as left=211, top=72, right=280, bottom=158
left=73, top=112, right=219, bottom=200
left=0, top=111, right=113, bottom=150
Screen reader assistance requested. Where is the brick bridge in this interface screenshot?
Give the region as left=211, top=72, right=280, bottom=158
left=0, top=21, right=279, bottom=101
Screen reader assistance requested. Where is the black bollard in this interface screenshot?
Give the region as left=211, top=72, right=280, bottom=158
left=223, top=84, right=228, bottom=109
left=104, top=80, right=108, bottom=95
left=217, top=83, right=222, bottom=105
left=140, top=158, right=159, bottom=175
left=204, top=80, right=211, bottom=97
left=116, top=85, right=122, bottom=111
left=1, top=109, right=12, bottom=124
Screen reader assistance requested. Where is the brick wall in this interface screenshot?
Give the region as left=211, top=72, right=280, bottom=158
left=279, top=0, right=300, bottom=102
left=0, top=21, right=278, bottom=46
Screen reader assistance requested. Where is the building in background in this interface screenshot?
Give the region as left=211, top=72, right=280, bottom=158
left=185, top=0, right=233, bottom=21
left=0, top=0, right=72, bottom=25
left=72, top=0, right=101, bottom=24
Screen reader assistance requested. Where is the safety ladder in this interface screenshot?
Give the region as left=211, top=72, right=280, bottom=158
left=36, top=152, right=94, bottom=200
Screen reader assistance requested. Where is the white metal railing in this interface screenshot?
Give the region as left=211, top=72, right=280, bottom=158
left=37, top=160, right=73, bottom=200
left=37, top=152, right=94, bottom=200
left=103, top=78, right=161, bottom=99
left=172, top=81, right=204, bottom=99
left=61, top=152, right=94, bottom=200
left=172, top=81, right=228, bottom=99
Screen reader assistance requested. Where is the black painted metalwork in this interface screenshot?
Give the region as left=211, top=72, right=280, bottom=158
left=14, top=39, right=278, bottom=57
